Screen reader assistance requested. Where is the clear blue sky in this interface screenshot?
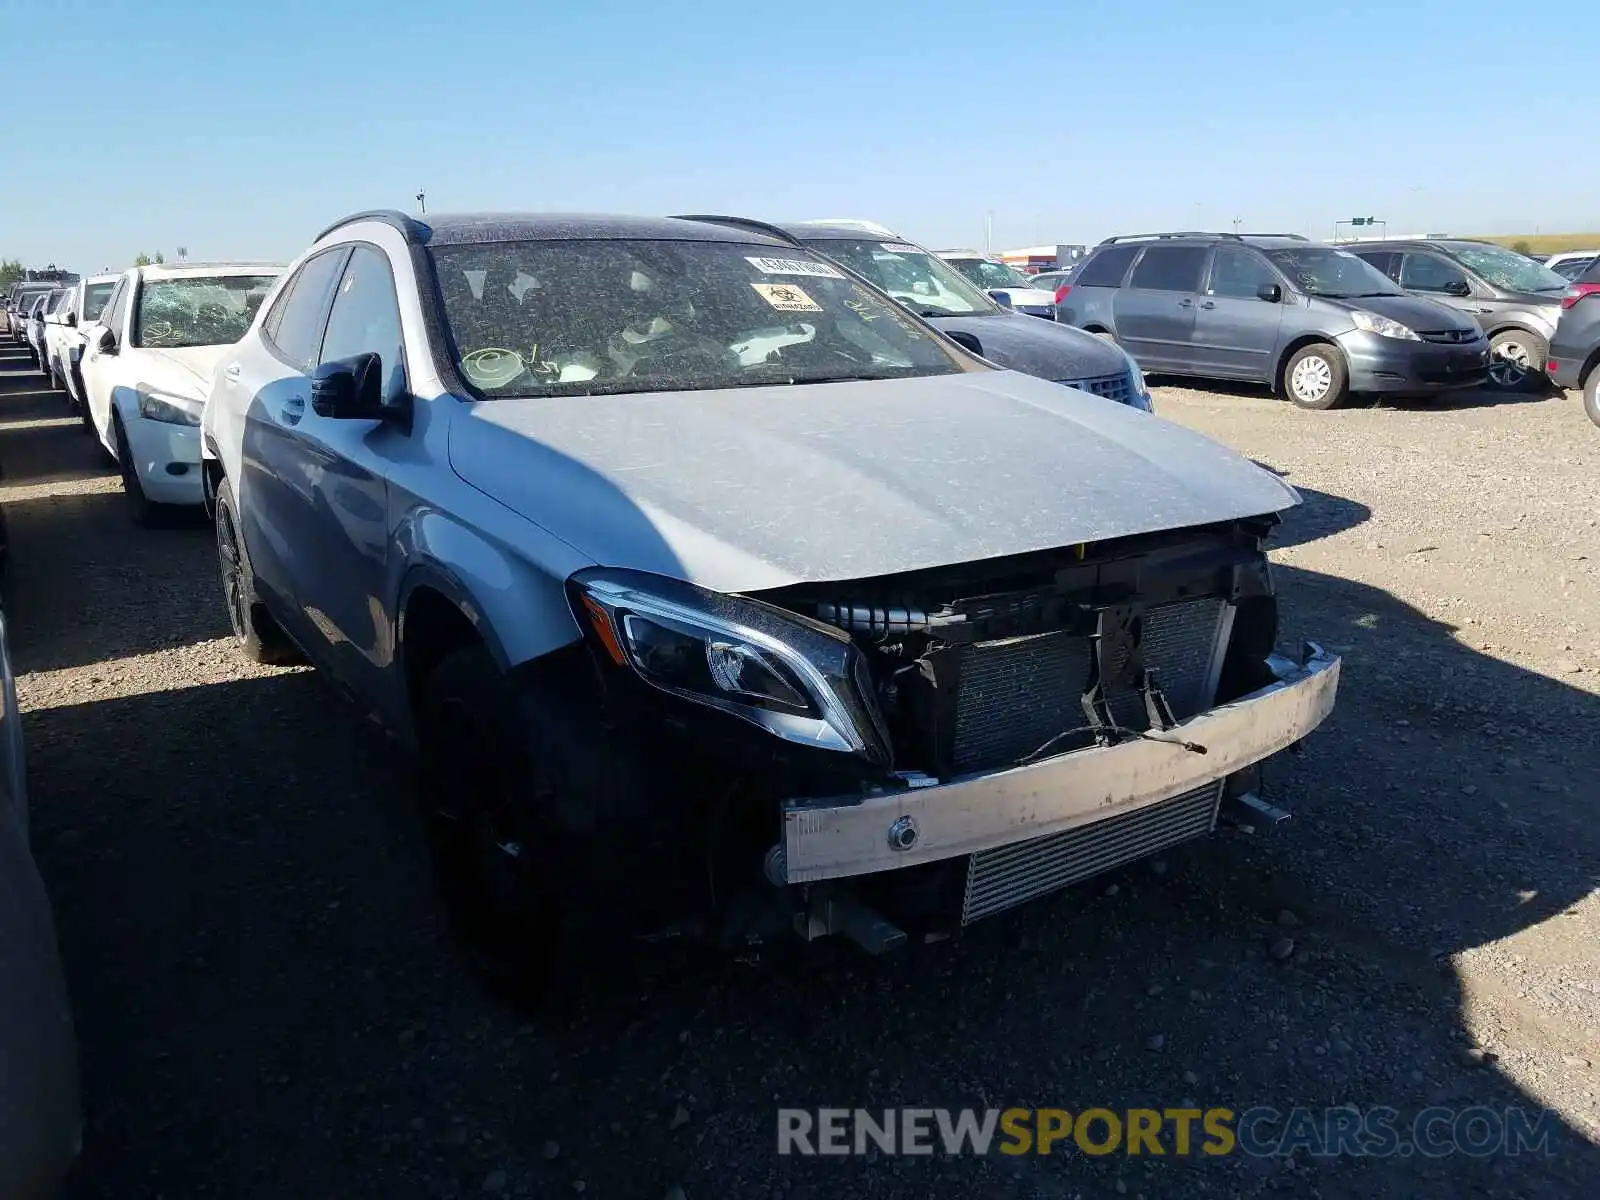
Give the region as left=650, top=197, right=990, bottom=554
left=4, top=0, right=1596, bottom=271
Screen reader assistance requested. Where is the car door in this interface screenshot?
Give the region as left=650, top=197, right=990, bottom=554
left=231, top=245, right=351, bottom=631
left=1188, top=246, right=1287, bottom=380
left=1397, top=252, right=1481, bottom=326
left=1112, top=245, right=1206, bottom=368
left=271, top=244, right=408, bottom=703
left=79, top=275, right=132, bottom=449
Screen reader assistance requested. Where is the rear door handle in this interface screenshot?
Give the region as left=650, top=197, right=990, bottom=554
left=280, top=396, right=306, bottom=426
left=224, top=363, right=242, bottom=379
left=1199, top=300, right=1216, bottom=310
left=1178, top=298, right=1195, bottom=308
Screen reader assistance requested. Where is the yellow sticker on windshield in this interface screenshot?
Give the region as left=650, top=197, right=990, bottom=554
left=752, top=282, right=822, bottom=313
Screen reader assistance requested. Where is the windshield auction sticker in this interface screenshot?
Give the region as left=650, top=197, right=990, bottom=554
left=879, top=243, right=925, bottom=255
left=745, top=257, right=844, bottom=279
left=751, top=283, right=823, bottom=313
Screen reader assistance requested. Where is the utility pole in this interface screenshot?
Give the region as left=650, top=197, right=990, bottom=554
left=416, top=189, right=427, bottom=215
left=984, top=211, right=993, bottom=254
left=1232, top=216, right=1242, bottom=235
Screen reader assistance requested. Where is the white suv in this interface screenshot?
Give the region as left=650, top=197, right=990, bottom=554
left=80, top=262, right=283, bottom=522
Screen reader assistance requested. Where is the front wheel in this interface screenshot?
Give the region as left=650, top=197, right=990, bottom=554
left=1283, top=344, right=1348, bottom=410
left=112, top=417, right=156, bottom=526
left=1584, top=367, right=1600, bottom=429
left=1486, top=329, right=1547, bottom=391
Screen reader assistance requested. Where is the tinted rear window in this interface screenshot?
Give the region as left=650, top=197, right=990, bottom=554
left=1581, top=257, right=1600, bottom=284
left=1129, top=246, right=1208, bottom=292
left=1076, top=245, right=1138, bottom=288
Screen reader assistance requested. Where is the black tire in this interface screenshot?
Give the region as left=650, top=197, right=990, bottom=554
left=1584, top=366, right=1600, bottom=429
left=1282, top=343, right=1349, bottom=410
left=214, top=481, right=301, bottom=665
left=1486, top=328, right=1547, bottom=392
left=111, top=416, right=156, bottom=526
left=415, top=647, right=652, bottom=1005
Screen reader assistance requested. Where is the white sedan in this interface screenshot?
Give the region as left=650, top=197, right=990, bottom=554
left=42, top=275, right=120, bottom=405
left=80, top=262, right=284, bottom=523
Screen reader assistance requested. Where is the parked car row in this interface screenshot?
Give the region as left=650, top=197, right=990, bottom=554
left=1049, top=230, right=1600, bottom=409
left=14, top=210, right=1341, bottom=997
left=173, top=208, right=1340, bottom=995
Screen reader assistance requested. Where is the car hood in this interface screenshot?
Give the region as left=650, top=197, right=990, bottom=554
left=447, top=370, right=1299, bottom=592
left=131, top=345, right=232, bottom=398
left=926, top=312, right=1129, bottom=381
left=1322, top=292, right=1479, bottom=331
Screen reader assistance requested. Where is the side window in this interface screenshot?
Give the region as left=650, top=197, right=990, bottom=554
left=1352, top=250, right=1397, bottom=278
left=1076, top=245, right=1139, bottom=288
left=319, top=246, right=407, bottom=403
left=1128, top=245, right=1208, bottom=292
left=1206, top=248, right=1279, bottom=298
left=101, top=279, right=130, bottom=337
left=265, top=248, right=348, bottom=370
left=1399, top=253, right=1469, bottom=294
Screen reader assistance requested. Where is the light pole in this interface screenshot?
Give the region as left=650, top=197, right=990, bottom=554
left=416, top=190, right=427, bottom=215
left=1232, top=216, right=1242, bottom=235
left=984, top=210, right=993, bottom=254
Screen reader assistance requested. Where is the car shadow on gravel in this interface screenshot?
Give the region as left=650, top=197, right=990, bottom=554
left=1153, top=372, right=1559, bottom=412
left=19, top=558, right=1597, bottom=1199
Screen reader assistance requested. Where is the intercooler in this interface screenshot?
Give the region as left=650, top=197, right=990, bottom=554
left=961, top=781, right=1224, bottom=923
left=950, top=596, right=1232, bottom=773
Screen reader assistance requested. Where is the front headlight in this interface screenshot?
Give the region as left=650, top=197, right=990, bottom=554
left=1349, top=310, right=1420, bottom=341
left=570, top=568, right=886, bottom=760
left=137, top=389, right=202, bottom=426
left=1118, top=347, right=1154, bottom=412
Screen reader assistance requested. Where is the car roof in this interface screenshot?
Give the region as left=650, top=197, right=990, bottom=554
left=1093, top=233, right=1310, bottom=250
left=135, top=261, right=285, bottom=280
left=85, top=274, right=120, bottom=285
left=316, top=210, right=793, bottom=249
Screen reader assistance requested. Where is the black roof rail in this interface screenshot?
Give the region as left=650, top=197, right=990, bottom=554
left=313, top=209, right=430, bottom=245
left=1097, top=231, right=1216, bottom=245
left=1238, top=232, right=1309, bottom=241
left=669, top=214, right=803, bottom=247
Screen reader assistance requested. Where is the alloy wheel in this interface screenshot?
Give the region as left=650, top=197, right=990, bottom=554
left=216, top=507, right=249, bottom=642
left=1488, top=340, right=1531, bottom=388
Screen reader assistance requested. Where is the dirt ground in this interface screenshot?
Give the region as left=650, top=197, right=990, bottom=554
left=3, top=342, right=1596, bottom=1199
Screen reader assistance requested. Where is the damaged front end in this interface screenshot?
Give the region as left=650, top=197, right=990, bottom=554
left=568, top=514, right=1339, bottom=951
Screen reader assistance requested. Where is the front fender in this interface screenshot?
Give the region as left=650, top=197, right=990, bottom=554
left=392, top=506, right=584, bottom=671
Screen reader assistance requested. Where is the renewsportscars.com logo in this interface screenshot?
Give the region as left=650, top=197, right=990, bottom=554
left=777, top=1106, right=1560, bottom=1159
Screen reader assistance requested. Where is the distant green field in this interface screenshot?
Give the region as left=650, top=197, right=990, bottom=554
left=1469, top=233, right=1600, bottom=254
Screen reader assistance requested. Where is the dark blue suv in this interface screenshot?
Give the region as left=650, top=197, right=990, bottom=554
left=1059, top=233, right=1489, bottom=409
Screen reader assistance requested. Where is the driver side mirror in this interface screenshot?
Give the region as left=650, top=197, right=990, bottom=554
left=312, top=352, right=404, bottom=424
left=64, top=311, right=77, bottom=328
left=944, top=329, right=985, bottom=357
left=1257, top=283, right=1283, bottom=303
left=95, top=327, right=117, bottom=354
left=987, top=289, right=1015, bottom=310
left=1442, top=279, right=1472, bottom=298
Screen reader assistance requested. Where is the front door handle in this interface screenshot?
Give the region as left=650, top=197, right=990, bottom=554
left=1199, top=300, right=1216, bottom=310
left=280, top=396, right=306, bottom=426
left=1178, top=298, right=1195, bottom=308
left=224, top=363, right=242, bottom=379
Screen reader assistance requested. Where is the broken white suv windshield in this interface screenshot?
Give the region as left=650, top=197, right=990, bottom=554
left=431, top=239, right=968, bottom=398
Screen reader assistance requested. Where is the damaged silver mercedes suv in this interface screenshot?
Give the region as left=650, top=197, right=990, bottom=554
left=201, top=211, right=1340, bottom=996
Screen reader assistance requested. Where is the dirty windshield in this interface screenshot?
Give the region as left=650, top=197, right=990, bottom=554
left=1264, top=247, right=1403, bottom=299
left=431, top=239, right=965, bottom=397
left=133, top=275, right=281, bottom=348
left=947, top=257, right=1038, bottom=291
left=812, top=239, right=998, bottom=317
left=1450, top=243, right=1569, bottom=294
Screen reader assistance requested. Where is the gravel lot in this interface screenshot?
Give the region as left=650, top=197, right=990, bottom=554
left=4, top=343, right=1597, bottom=1199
